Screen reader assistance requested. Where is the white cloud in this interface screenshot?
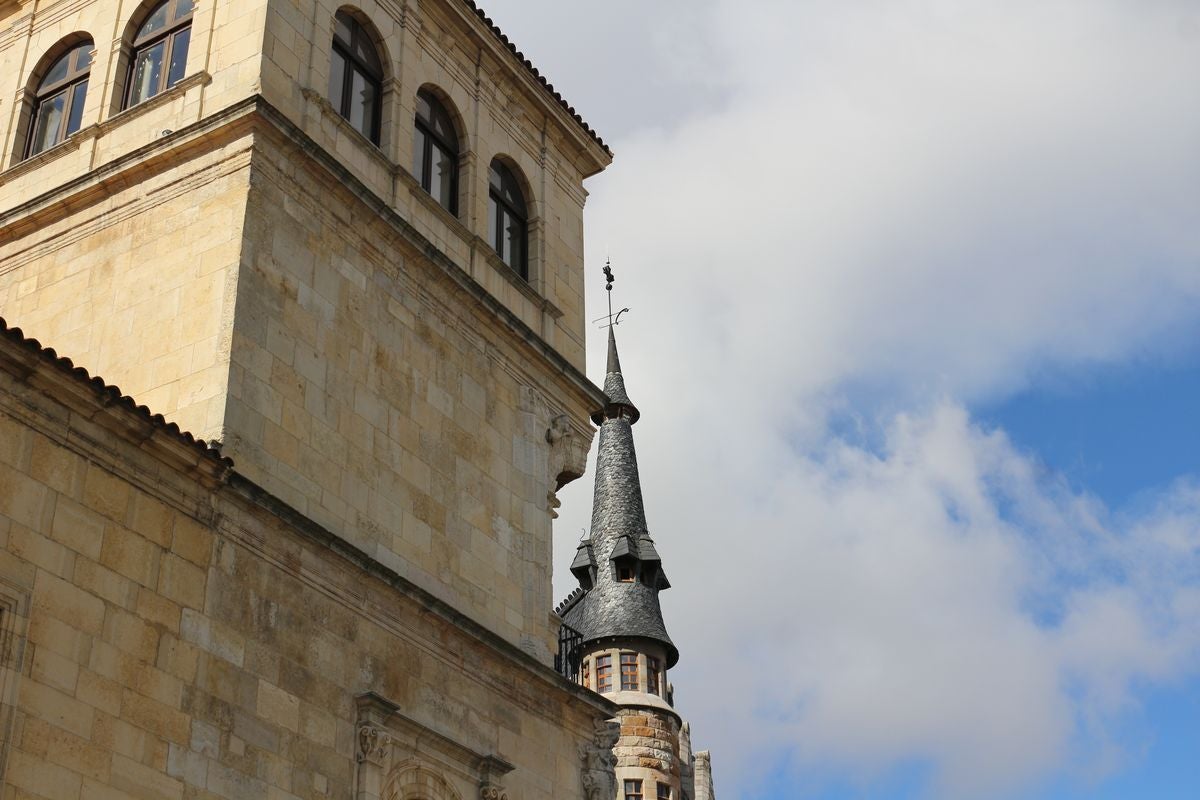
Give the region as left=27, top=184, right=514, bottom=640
left=508, top=0, right=1200, bottom=795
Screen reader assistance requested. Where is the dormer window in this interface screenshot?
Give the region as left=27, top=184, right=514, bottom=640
left=617, top=564, right=635, bottom=582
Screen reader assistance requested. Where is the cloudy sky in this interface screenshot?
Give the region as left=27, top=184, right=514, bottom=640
left=480, top=1, right=1200, bottom=797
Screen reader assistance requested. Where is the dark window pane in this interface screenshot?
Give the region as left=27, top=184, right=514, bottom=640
left=354, top=34, right=380, bottom=76
left=167, top=27, right=190, bottom=87
left=130, top=41, right=166, bottom=105
left=413, top=127, right=427, bottom=184
left=74, top=43, right=93, bottom=71
left=334, top=13, right=353, bottom=48
left=416, top=92, right=431, bottom=124
left=138, top=4, right=170, bottom=40
left=30, top=92, right=66, bottom=155
left=432, top=142, right=455, bottom=210
left=42, top=54, right=70, bottom=88
left=329, top=50, right=346, bottom=113
left=349, top=69, right=376, bottom=139
left=66, top=80, right=88, bottom=136
left=488, top=195, right=498, bottom=249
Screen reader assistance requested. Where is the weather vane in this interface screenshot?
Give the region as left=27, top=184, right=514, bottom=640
left=594, top=258, right=630, bottom=328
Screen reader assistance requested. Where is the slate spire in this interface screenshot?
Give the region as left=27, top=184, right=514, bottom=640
left=562, top=327, right=676, bottom=665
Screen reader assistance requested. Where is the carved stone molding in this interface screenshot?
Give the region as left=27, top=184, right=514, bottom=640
left=355, top=692, right=514, bottom=800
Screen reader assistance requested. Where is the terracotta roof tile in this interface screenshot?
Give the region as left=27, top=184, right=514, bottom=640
left=461, top=1, right=611, bottom=156
left=0, top=317, right=232, bottom=469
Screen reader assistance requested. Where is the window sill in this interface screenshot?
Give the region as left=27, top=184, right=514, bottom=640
left=1, top=134, right=86, bottom=182
left=301, top=87, right=392, bottom=172
left=104, top=70, right=211, bottom=129
left=475, top=238, right=564, bottom=320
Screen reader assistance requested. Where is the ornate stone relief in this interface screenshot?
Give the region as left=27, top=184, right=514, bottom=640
left=578, top=718, right=620, bottom=800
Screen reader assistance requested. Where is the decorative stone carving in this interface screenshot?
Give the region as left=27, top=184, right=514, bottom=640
left=579, top=718, right=620, bottom=800
left=358, top=724, right=391, bottom=766
left=547, top=413, right=590, bottom=494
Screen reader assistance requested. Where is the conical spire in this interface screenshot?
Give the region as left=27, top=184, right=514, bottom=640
left=591, top=327, right=640, bottom=424
left=563, top=326, right=676, bottom=665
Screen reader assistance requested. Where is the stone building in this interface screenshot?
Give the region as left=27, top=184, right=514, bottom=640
left=0, top=0, right=713, bottom=797
left=557, top=329, right=715, bottom=800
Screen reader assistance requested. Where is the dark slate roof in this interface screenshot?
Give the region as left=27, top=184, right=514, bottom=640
left=0, top=317, right=232, bottom=468
left=562, top=328, right=676, bottom=666
left=591, top=328, right=639, bottom=424
left=461, top=1, right=611, bottom=156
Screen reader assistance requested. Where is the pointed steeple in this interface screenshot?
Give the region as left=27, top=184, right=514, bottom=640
left=563, top=326, right=676, bottom=666
left=591, top=327, right=640, bottom=424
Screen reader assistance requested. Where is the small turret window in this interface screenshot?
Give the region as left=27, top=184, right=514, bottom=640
left=647, top=656, right=660, bottom=696
left=595, top=654, right=613, bottom=693
left=617, top=564, right=635, bottom=582
left=620, top=652, right=638, bottom=691
left=657, top=785, right=672, bottom=800
left=624, top=780, right=644, bottom=800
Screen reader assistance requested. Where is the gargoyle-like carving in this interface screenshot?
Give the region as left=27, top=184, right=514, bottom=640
left=579, top=718, right=620, bottom=800
left=547, top=413, right=590, bottom=501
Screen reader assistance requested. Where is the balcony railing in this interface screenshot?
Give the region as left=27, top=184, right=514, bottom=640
left=555, top=622, right=582, bottom=682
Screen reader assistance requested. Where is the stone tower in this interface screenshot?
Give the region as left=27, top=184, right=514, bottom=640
left=558, top=326, right=711, bottom=800
left=0, top=1, right=626, bottom=798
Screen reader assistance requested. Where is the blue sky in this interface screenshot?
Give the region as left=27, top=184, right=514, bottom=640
left=482, top=1, right=1200, bottom=797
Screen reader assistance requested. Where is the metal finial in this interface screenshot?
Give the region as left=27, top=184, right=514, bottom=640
left=592, top=259, right=630, bottom=328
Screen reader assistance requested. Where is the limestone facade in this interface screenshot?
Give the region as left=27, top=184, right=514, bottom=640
left=0, top=0, right=625, bottom=797
left=0, top=322, right=617, bottom=799
left=0, top=0, right=609, bottom=656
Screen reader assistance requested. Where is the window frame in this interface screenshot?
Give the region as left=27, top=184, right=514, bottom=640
left=413, top=89, right=460, bottom=215
left=595, top=653, right=613, bottom=693
left=624, top=779, right=644, bottom=800
left=647, top=656, right=660, bottom=696
left=657, top=784, right=672, bottom=800
left=25, top=41, right=93, bottom=159
left=124, top=0, right=195, bottom=110
left=329, top=10, right=384, bottom=145
left=487, top=159, right=529, bottom=279
left=620, top=652, right=639, bottom=692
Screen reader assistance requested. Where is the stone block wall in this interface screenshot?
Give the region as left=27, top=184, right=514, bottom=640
left=0, top=324, right=616, bottom=800
left=614, top=707, right=681, bottom=798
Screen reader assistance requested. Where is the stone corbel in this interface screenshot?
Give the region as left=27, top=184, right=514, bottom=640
left=477, top=754, right=514, bottom=800
left=547, top=414, right=590, bottom=494
left=355, top=693, right=400, bottom=800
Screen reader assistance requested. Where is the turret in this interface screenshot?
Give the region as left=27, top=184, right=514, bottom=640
left=558, top=325, right=682, bottom=798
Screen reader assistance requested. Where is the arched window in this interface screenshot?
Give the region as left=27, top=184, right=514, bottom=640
left=25, top=40, right=93, bottom=158
left=488, top=159, right=528, bottom=278
left=329, top=10, right=383, bottom=144
left=125, top=0, right=194, bottom=108
left=413, top=90, right=459, bottom=214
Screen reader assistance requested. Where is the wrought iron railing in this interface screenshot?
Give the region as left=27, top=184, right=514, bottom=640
left=555, top=622, right=582, bottom=682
